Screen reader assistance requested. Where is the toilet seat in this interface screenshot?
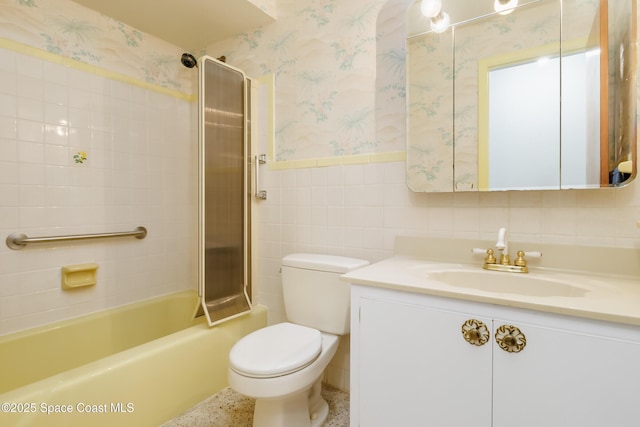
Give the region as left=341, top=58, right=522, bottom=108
left=230, top=322, right=322, bottom=378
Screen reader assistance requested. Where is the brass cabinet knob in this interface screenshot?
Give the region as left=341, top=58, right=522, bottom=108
left=495, top=324, right=526, bottom=353
left=461, top=319, right=490, bottom=346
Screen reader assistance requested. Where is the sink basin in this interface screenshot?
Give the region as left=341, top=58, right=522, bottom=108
left=427, top=270, right=591, bottom=297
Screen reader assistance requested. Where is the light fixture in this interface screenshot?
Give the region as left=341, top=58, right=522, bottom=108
left=494, top=0, right=518, bottom=15
left=430, top=11, right=450, bottom=33
left=420, top=0, right=442, bottom=18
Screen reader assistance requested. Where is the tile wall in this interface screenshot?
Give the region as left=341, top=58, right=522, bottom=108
left=0, top=47, right=197, bottom=335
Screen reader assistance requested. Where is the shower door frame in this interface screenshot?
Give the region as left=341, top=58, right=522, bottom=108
left=197, top=56, right=252, bottom=326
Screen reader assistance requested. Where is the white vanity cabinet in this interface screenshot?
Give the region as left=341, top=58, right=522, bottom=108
left=350, top=285, right=640, bottom=427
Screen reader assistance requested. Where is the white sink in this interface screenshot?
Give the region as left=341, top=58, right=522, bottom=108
left=427, top=270, right=592, bottom=297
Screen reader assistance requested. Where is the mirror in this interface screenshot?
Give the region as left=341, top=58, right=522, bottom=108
left=406, top=0, right=637, bottom=192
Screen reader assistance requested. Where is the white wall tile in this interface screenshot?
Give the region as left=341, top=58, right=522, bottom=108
left=327, top=186, right=344, bottom=205
left=0, top=48, right=196, bottom=335
left=68, top=107, right=92, bottom=129
left=44, top=125, right=69, bottom=146
left=16, top=75, right=43, bottom=100
left=326, top=165, right=344, bottom=185
left=0, top=161, right=18, bottom=184
left=0, top=50, right=16, bottom=72
left=0, top=139, right=18, bottom=162
left=43, top=62, right=67, bottom=86
left=0, top=70, right=17, bottom=96
left=44, top=165, right=68, bottom=187
left=0, top=117, right=17, bottom=139
left=0, top=93, right=17, bottom=117
left=311, top=206, right=327, bottom=226
left=311, top=167, right=327, bottom=186
left=44, top=103, right=68, bottom=126
left=344, top=164, right=364, bottom=185
left=18, top=97, right=44, bottom=122
left=0, top=184, right=19, bottom=207
left=67, top=68, right=92, bottom=91
left=311, top=186, right=327, bottom=206
left=17, top=141, right=44, bottom=163
left=295, top=168, right=311, bottom=187
left=15, top=54, right=43, bottom=80
left=344, top=185, right=363, bottom=206
left=18, top=163, right=44, bottom=185
left=68, top=88, right=92, bottom=109
left=17, top=120, right=43, bottom=143
left=327, top=206, right=344, bottom=227
left=18, top=185, right=46, bottom=207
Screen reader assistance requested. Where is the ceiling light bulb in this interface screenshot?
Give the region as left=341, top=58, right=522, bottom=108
left=430, top=11, right=450, bottom=33
left=421, top=0, right=442, bottom=18
left=494, top=0, right=518, bottom=15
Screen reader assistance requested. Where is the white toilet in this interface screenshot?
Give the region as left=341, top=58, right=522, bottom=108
left=228, top=253, right=369, bottom=427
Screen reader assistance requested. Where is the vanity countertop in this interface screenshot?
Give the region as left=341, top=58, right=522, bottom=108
left=342, top=254, right=640, bottom=326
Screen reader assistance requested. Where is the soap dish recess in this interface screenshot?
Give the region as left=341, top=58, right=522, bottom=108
left=62, top=263, right=98, bottom=289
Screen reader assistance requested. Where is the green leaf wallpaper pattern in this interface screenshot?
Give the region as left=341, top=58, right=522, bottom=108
left=206, top=0, right=408, bottom=163
left=1, top=0, right=191, bottom=94
left=53, top=16, right=99, bottom=43
left=299, top=0, right=336, bottom=27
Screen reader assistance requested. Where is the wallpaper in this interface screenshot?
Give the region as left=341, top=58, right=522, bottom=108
left=406, top=30, right=455, bottom=192
left=205, top=0, right=412, bottom=164
left=0, top=0, right=192, bottom=95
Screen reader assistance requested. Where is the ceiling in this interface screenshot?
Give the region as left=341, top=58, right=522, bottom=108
left=71, top=0, right=275, bottom=50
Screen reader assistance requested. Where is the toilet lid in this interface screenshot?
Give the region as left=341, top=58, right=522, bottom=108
left=229, top=322, right=322, bottom=378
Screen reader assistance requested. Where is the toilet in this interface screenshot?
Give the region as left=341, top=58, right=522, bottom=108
left=228, top=253, right=369, bottom=427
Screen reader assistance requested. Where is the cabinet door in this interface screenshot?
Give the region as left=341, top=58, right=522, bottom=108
left=493, top=319, right=640, bottom=427
left=357, top=297, right=493, bottom=427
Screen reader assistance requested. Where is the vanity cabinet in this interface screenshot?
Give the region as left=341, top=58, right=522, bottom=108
left=350, top=285, right=640, bottom=427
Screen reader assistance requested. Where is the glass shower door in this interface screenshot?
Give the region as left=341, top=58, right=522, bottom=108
left=198, top=56, right=252, bottom=326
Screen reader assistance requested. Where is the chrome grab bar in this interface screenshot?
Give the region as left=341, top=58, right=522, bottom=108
left=254, top=154, right=267, bottom=200
left=6, top=226, right=147, bottom=250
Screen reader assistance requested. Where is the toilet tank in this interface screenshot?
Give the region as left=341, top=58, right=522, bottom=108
left=281, top=254, right=369, bottom=335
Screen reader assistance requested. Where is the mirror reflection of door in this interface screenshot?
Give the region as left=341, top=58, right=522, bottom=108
left=482, top=49, right=601, bottom=190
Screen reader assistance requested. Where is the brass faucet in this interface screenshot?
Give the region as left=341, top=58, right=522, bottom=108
left=476, top=228, right=541, bottom=273
left=482, top=248, right=529, bottom=273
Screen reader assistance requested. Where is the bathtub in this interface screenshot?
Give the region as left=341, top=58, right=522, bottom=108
left=0, top=290, right=267, bottom=426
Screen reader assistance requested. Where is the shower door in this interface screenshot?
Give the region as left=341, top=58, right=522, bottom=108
left=198, top=56, right=252, bottom=326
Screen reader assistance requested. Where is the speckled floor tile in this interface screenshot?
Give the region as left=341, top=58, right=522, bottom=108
left=161, top=385, right=349, bottom=427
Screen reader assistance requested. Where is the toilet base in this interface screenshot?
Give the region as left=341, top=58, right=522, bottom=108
left=253, top=378, right=329, bottom=427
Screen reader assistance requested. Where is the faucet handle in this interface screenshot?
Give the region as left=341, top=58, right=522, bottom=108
left=514, top=250, right=542, bottom=267
left=514, top=251, right=527, bottom=267
left=484, top=249, right=496, bottom=264
left=471, top=248, right=496, bottom=264
left=523, top=251, right=542, bottom=258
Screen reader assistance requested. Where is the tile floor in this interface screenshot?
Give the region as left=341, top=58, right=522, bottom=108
left=161, top=385, right=349, bottom=427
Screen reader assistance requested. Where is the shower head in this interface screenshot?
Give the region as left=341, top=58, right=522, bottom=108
left=181, top=53, right=197, bottom=68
